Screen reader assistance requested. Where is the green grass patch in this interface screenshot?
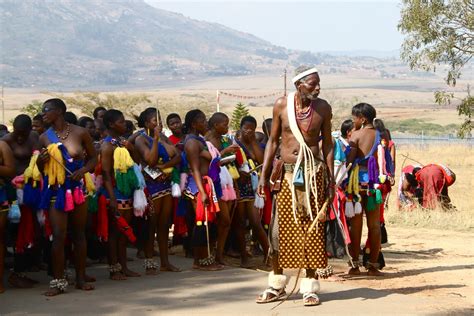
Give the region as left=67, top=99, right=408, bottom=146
left=385, top=119, right=459, bottom=136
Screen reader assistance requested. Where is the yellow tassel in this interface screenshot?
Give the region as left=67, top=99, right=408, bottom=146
left=24, top=152, right=42, bottom=187
left=84, top=172, right=96, bottom=194
left=113, top=147, right=134, bottom=173
left=45, top=144, right=66, bottom=186
left=162, top=167, right=173, bottom=174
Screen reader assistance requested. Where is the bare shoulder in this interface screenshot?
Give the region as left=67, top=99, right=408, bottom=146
left=71, top=124, right=88, bottom=136
left=0, top=139, right=8, bottom=150
left=1, top=133, right=13, bottom=144
left=100, top=140, right=114, bottom=154
left=274, top=96, right=287, bottom=110
left=39, top=132, right=49, bottom=147
left=315, top=98, right=332, bottom=114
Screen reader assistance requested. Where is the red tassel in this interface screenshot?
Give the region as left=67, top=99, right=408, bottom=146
left=235, top=148, right=244, bottom=165
left=262, top=186, right=272, bottom=226
left=15, top=205, right=35, bottom=253
left=65, top=189, right=74, bottom=212
left=97, top=195, right=108, bottom=242
left=73, top=187, right=86, bottom=205
left=116, top=216, right=136, bottom=243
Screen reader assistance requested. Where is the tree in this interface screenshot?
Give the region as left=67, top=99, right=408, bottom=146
left=53, top=92, right=152, bottom=118
left=398, top=0, right=474, bottom=137
left=231, top=102, right=250, bottom=131
left=21, top=100, right=43, bottom=117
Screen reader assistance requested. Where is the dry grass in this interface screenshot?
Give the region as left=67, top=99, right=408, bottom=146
left=385, top=144, right=474, bottom=232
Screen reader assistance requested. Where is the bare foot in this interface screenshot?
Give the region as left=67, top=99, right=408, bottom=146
left=192, top=263, right=224, bottom=271
left=347, top=267, right=361, bottom=275
left=367, top=268, right=384, bottom=276
left=85, top=274, right=96, bottom=282
left=110, top=271, right=127, bottom=280
left=146, top=268, right=159, bottom=275
left=324, top=274, right=345, bottom=282
left=122, top=268, right=141, bottom=277
left=75, top=281, right=95, bottom=291
left=160, top=264, right=181, bottom=272
left=240, top=257, right=254, bottom=269
left=44, top=288, right=63, bottom=296
left=8, top=273, right=34, bottom=288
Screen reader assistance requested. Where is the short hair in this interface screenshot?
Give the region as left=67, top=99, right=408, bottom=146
left=103, top=109, right=124, bottom=129
left=183, top=109, right=204, bottom=134
left=352, top=103, right=376, bottom=123
left=64, top=111, right=78, bottom=125
left=125, top=120, right=135, bottom=132
left=43, top=98, right=67, bottom=114
left=33, top=114, right=43, bottom=122
left=166, top=113, right=181, bottom=126
left=240, top=115, right=257, bottom=128
left=208, top=112, right=228, bottom=129
left=137, top=107, right=157, bottom=128
left=340, top=119, right=354, bottom=138
left=93, top=106, right=107, bottom=119
left=262, top=118, right=272, bottom=136
left=77, top=116, right=94, bottom=128
left=13, top=114, right=32, bottom=130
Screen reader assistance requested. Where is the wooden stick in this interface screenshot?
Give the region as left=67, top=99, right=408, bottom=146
left=336, top=163, right=352, bottom=187
left=204, top=207, right=211, bottom=258
left=49, top=153, right=73, bottom=175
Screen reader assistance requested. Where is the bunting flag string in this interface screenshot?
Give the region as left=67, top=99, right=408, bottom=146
left=218, top=90, right=282, bottom=100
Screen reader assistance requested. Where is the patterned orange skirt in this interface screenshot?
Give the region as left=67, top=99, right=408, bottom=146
left=276, top=170, right=327, bottom=269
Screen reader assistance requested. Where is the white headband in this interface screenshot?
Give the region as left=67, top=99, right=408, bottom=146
left=292, top=67, right=319, bottom=84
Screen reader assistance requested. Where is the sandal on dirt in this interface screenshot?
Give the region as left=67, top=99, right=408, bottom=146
left=255, top=287, right=286, bottom=304
left=303, top=293, right=320, bottom=306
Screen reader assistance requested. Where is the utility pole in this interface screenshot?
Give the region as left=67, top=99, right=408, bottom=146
left=283, top=68, right=287, bottom=96
left=1, top=84, right=4, bottom=124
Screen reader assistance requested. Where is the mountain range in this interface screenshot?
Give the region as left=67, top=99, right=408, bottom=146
left=0, top=0, right=389, bottom=89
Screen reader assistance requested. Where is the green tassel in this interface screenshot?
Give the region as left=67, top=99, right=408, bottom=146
left=115, top=168, right=139, bottom=197
left=87, top=193, right=98, bottom=213
left=375, top=189, right=383, bottom=204
left=171, top=167, right=180, bottom=184
left=366, top=195, right=376, bottom=212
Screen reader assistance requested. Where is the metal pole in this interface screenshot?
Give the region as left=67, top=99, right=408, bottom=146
left=283, top=68, right=287, bottom=96
left=216, top=89, right=220, bottom=113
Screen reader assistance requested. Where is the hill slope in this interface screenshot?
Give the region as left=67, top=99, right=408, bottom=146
left=0, top=0, right=289, bottom=88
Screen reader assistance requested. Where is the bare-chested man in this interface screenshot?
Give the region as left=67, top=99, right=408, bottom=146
left=3, top=115, right=40, bottom=288
left=256, top=66, right=334, bottom=307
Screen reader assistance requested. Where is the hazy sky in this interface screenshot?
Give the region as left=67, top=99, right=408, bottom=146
left=146, top=0, right=404, bottom=53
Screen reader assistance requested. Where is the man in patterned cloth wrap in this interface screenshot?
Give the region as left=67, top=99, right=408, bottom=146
left=256, top=66, right=334, bottom=307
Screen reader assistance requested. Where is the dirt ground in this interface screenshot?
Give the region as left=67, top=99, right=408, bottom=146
left=228, top=225, right=474, bottom=315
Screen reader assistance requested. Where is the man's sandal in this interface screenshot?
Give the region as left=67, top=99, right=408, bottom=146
left=256, top=287, right=286, bottom=303
left=300, top=278, right=320, bottom=307
left=303, top=293, right=320, bottom=306
left=255, top=272, right=290, bottom=304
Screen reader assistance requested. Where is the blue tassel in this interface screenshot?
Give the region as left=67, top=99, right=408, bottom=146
left=23, top=184, right=41, bottom=209
left=133, top=164, right=146, bottom=189
left=176, top=198, right=188, bottom=217
left=55, top=186, right=66, bottom=211
left=39, top=185, right=53, bottom=210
